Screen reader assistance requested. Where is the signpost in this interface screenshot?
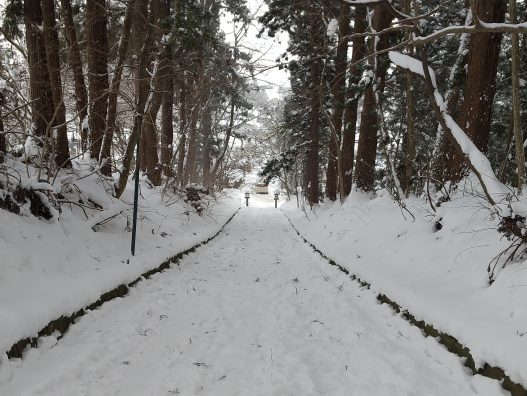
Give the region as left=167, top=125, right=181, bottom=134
left=274, top=192, right=279, bottom=208
left=245, top=192, right=250, bottom=207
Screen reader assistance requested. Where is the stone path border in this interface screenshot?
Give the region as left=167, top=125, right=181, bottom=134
left=285, top=214, right=526, bottom=396
left=6, top=208, right=240, bottom=360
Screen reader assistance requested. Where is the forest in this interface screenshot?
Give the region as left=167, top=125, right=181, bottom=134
left=1, top=0, right=527, bottom=395
left=259, top=0, right=525, bottom=208
left=0, top=0, right=525, bottom=211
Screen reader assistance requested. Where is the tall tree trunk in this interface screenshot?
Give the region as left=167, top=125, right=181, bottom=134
left=183, top=74, right=203, bottom=186
left=161, top=72, right=174, bottom=177
left=510, top=0, right=525, bottom=192
left=354, top=4, right=392, bottom=193
left=325, top=3, right=350, bottom=201
left=211, top=99, right=235, bottom=178
left=131, top=0, right=149, bottom=172
left=160, top=0, right=174, bottom=177
left=115, top=0, right=157, bottom=197
left=449, top=0, right=506, bottom=181
left=86, top=0, right=109, bottom=160
left=306, top=5, right=322, bottom=206
left=432, top=7, right=471, bottom=185
left=401, top=70, right=415, bottom=195
left=0, top=92, right=5, bottom=163
left=200, top=101, right=212, bottom=190
left=24, top=0, right=54, bottom=141
left=115, top=42, right=158, bottom=197
left=142, top=76, right=163, bottom=185
left=402, top=0, right=415, bottom=196
left=100, top=0, right=135, bottom=176
left=341, top=6, right=367, bottom=198
left=60, top=0, right=88, bottom=152
left=140, top=0, right=162, bottom=185
left=41, top=0, right=71, bottom=168
left=176, top=81, right=187, bottom=185
left=183, top=0, right=214, bottom=186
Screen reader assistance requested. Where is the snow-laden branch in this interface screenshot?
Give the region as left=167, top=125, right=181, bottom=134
left=344, top=0, right=389, bottom=4
left=388, top=51, right=509, bottom=204
left=413, top=22, right=527, bottom=46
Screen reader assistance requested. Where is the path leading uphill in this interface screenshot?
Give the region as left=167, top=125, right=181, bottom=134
left=0, top=196, right=499, bottom=395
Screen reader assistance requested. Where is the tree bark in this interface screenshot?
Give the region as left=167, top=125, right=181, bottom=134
left=132, top=0, right=150, bottom=172
left=211, top=99, right=235, bottom=178
left=0, top=91, right=5, bottom=163
left=200, top=101, right=213, bottom=189
left=354, top=3, right=392, bottom=193
left=449, top=0, right=506, bottom=181
left=100, top=0, right=135, bottom=176
left=139, top=0, right=162, bottom=185
left=182, top=73, right=203, bottom=186
left=24, top=0, right=55, bottom=141
left=325, top=3, right=350, bottom=201
left=306, top=5, right=322, bottom=206
left=432, top=7, right=471, bottom=185
left=510, top=0, right=525, bottom=192
left=115, top=0, right=158, bottom=197
left=41, top=0, right=71, bottom=168
left=341, top=6, right=367, bottom=197
left=60, top=0, right=88, bottom=152
left=142, top=73, right=163, bottom=186
left=86, top=0, right=109, bottom=160
left=176, top=81, right=187, bottom=185
left=402, top=0, right=415, bottom=196
left=114, top=47, right=158, bottom=197
left=160, top=0, right=174, bottom=177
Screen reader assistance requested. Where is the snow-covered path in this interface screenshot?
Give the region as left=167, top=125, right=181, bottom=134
left=2, top=204, right=499, bottom=395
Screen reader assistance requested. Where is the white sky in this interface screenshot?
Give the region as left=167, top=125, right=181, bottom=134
left=221, top=0, right=290, bottom=99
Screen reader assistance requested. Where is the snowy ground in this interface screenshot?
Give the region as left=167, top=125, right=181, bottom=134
left=283, top=189, right=527, bottom=390
left=0, top=195, right=504, bottom=395
left=0, top=159, right=239, bottom=361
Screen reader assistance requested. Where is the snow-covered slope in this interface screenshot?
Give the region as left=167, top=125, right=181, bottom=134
left=284, top=189, right=527, bottom=388
left=0, top=158, right=240, bottom=362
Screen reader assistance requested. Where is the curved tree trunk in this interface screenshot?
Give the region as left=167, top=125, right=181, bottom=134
left=115, top=0, right=158, bottom=197
left=100, top=0, right=135, bottom=176
left=114, top=51, right=158, bottom=198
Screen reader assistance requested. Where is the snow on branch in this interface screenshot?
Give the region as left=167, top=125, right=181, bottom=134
left=388, top=51, right=509, bottom=203
left=413, top=22, right=527, bottom=46
left=344, top=0, right=390, bottom=4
